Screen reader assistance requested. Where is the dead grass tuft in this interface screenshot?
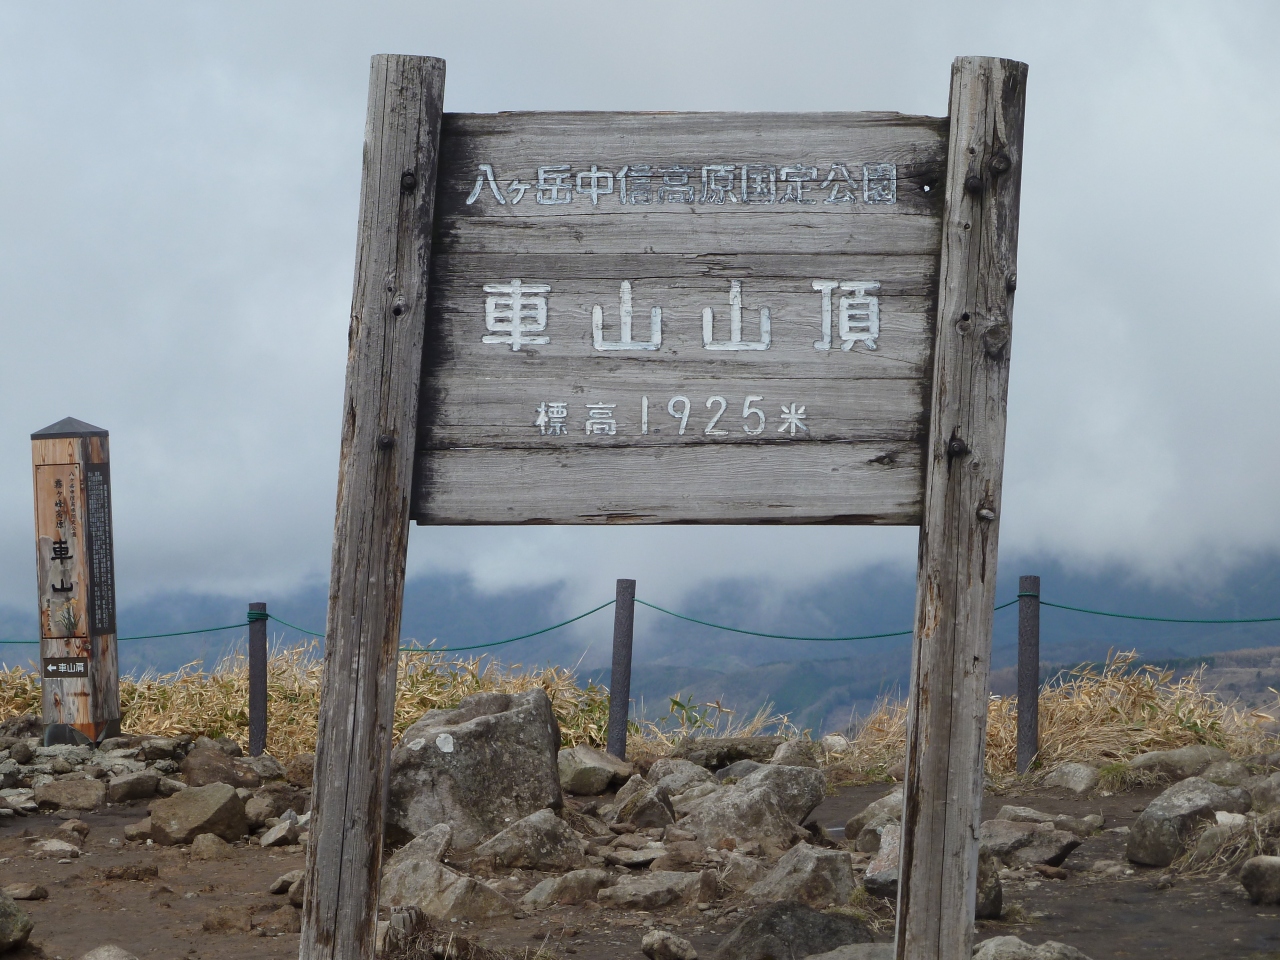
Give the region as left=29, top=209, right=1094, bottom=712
left=827, top=650, right=1280, bottom=785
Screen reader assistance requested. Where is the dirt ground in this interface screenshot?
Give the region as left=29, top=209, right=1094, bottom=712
left=5, top=784, right=1280, bottom=960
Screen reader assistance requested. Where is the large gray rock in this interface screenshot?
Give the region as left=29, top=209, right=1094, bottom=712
left=854, top=813, right=898, bottom=854
left=770, top=739, right=821, bottom=768
left=680, top=764, right=823, bottom=848
left=747, top=842, right=855, bottom=908
left=1009, top=827, right=1081, bottom=868
left=597, top=871, right=702, bottom=910
left=862, top=823, right=900, bottom=898
left=641, top=929, right=698, bottom=960
left=0, top=891, right=34, bottom=952
left=1042, top=762, right=1099, bottom=795
left=617, top=785, right=677, bottom=829
left=1246, top=771, right=1280, bottom=811
left=720, top=852, right=766, bottom=892
left=1202, top=759, right=1251, bottom=786
left=387, top=689, right=563, bottom=849
left=33, top=778, right=106, bottom=811
left=1128, top=744, right=1229, bottom=781
left=1241, top=856, right=1280, bottom=904
left=1127, top=777, right=1250, bottom=866
left=557, top=744, right=632, bottom=795
left=976, top=849, right=1003, bottom=920
left=648, top=758, right=717, bottom=795
left=474, top=808, right=585, bottom=871
left=805, top=948, right=894, bottom=960
left=180, top=745, right=260, bottom=788
left=106, top=771, right=159, bottom=804
left=844, top=786, right=903, bottom=838
left=712, top=901, right=872, bottom=960
left=148, top=782, right=248, bottom=845
left=521, top=869, right=612, bottom=907
left=973, top=938, right=1092, bottom=960
left=671, top=736, right=785, bottom=771
left=380, top=839, right=512, bottom=920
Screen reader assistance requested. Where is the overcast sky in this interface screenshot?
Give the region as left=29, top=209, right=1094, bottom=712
left=2, top=1, right=1278, bottom=618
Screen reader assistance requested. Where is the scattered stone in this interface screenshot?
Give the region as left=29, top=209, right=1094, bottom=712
left=769, top=739, right=821, bottom=768
left=58, top=818, right=90, bottom=841
left=381, top=836, right=513, bottom=920
left=140, top=737, right=180, bottom=761
left=672, top=736, right=787, bottom=771
left=0, top=891, right=34, bottom=953
left=1008, top=827, right=1082, bottom=869
left=1042, top=762, right=1099, bottom=795
left=190, top=832, right=234, bottom=860
left=1, top=884, right=46, bottom=902
left=387, top=689, right=563, bottom=849
left=747, top=842, right=855, bottom=907
left=558, top=744, right=633, bottom=795
left=32, top=838, right=81, bottom=859
left=180, top=745, right=259, bottom=789
left=9, top=740, right=35, bottom=765
left=996, top=805, right=1054, bottom=824
left=1054, top=814, right=1103, bottom=838
left=258, top=905, right=301, bottom=936
left=844, top=786, right=903, bottom=838
left=243, top=753, right=286, bottom=782
left=1128, top=744, right=1229, bottom=782
left=80, top=947, right=140, bottom=960
left=259, top=820, right=301, bottom=848
left=682, top=765, right=823, bottom=849
left=123, top=818, right=152, bottom=842
left=862, top=824, right=900, bottom=898
left=1127, top=777, right=1249, bottom=867
left=711, top=900, right=872, bottom=960
left=288, top=878, right=306, bottom=908
left=1201, top=759, right=1251, bottom=786
left=1241, top=856, right=1280, bottom=904
left=649, top=758, right=717, bottom=794
left=202, top=904, right=253, bottom=933
left=156, top=777, right=185, bottom=797
left=413, top=823, right=453, bottom=863
left=605, top=846, right=664, bottom=868
left=618, top=785, right=677, bottom=830
left=1190, top=816, right=1250, bottom=864
left=597, top=871, right=702, bottom=909
left=721, top=851, right=766, bottom=892
left=149, top=782, right=248, bottom=845
left=714, top=759, right=763, bottom=782
left=976, top=849, right=1003, bottom=920
left=819, top=733, right=851, bottom=755
left=1034, top=864, right=1069, bottom=880
left=521, top=869, right=612, bottom=907
left=33, top=777, right=106, bottom=811
left=269, top=870, right=305, bottom=895
left=474, top=808, right=585, bottom=871
left=106, top=771, right=159, bottom=804
left=641, top=928, right=698, bottom=960
left=854, top=812, right=898, bottom=854
left=103, top=865, right=158, bottom=881
left=284, top=752, right=315, bottom=788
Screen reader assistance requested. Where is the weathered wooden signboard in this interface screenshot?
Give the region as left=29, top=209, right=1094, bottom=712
left=31, top=416, right=119, bottom=740
left=303, top=55, right=1026, bottom=960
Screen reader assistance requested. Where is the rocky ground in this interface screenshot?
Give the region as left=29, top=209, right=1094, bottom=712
left=6, top=703, right=1280, bottom=959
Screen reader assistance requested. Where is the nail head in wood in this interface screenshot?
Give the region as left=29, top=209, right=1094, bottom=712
left=964, top=174, right=983, bottom=195
left=947, top=436, right=970, bottom=459
left=988, top=152, right=1011, bottom=175
left=378, top=434, right=395, bottom=450
left=401, top=170, right=417, bottom=193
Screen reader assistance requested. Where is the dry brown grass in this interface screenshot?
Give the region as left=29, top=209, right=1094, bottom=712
left=1, top=644, right=611, bottom=759
left=829, top=650, right=1280, bottom=785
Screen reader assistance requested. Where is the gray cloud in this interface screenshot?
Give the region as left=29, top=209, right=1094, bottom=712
left=2, top=1, right=1277, bottom=618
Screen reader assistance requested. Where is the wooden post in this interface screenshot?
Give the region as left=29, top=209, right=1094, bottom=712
left=607, top=579, right=636, bottom=760
left=30, top=417, right=119, bottom=741
left=248, top=602, right=267, bottom=757
left=897, top=56, right=1027, bottom=960
left=298, top=55, right=446, bottom=960
left=1016, top=575, right=1041, bottom=774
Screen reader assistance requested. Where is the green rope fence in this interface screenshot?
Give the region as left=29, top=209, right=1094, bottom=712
left=2, top=594, right=1277, bottom=654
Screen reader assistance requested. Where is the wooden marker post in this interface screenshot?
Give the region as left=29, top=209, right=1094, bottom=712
left=299, top=55, right=446, bottom=960
left=248, top=602, right=268, bottom=757
left=30, top=417, right=120, bottom=741
left=898, top=57, right=1026, bottom=960
left=607, top=578, right=636, bottom=760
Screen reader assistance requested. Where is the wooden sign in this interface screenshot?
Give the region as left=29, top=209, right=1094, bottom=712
left=31, top=416, right=119, bottom=740
left=304, top=55, right=1026, bottom=960
left=413, top=113, right=946, bottom=524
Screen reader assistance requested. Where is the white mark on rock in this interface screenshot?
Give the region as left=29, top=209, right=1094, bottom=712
left=436, top=734, right=455, bottom=754
left=407, top=738, right=427, bottom=752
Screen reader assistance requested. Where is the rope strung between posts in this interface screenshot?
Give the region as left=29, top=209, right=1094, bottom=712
left=397, top=600, right=617, bottom=653
left=1017, top=594, right=1280, bottom=624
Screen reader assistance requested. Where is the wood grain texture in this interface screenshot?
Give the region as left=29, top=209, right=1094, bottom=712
left=415, top=112, right=948, bottom=524
left=896, top=57, right=1026, bottom=960
left=298, top=54, right=445, bottom=960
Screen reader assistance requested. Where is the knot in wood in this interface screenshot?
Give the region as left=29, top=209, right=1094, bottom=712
left=964, top=175, right=984, bottom=195
left=400, top=170, right=418, bottom=193
left=1005, top=272, right=1018, bottom=293
left=982, top=321, right=1011, bottom=360
left=988, top=152, right=1012, bottom=175
left=977, top=506, right=997, bottom=522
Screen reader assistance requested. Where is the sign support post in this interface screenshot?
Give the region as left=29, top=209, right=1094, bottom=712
left=897, top=56, right=1026, bottom=960
left=607, top=578, right=636, bottom=760
left=31, top=416, right=120, bottom=742
left=298, top=54, right=445, bottom=960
